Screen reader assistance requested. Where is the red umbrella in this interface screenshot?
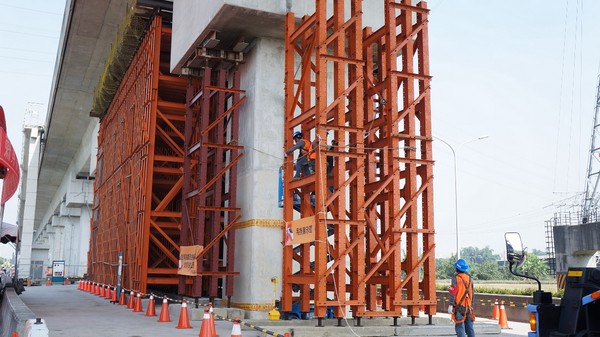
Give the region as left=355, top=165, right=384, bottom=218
left=0, top=105, right=20, bottom=204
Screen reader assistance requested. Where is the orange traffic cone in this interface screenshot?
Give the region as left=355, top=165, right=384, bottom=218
left=95, top=284, right=101, bottom=295
left=492, top=299, right=499, bottom=320
left=46, top=278, right=51, bottom=286
left=498, top=301, right=509, bottom=329
left=127, top=291, right=135, bottom=309
left=230, top=317, right=242, bottom=337
left=145, top=295, right=156, bottom=316
left=176, top=300, right=192, bottom=329
left=111, top=287, right=117, bottom=303
left=208, top=303, right=217, bottom=337
left=99, top=284, right=105, bottom=297
left=105, top=286, right=112, bottom=300
left=64, top=277, right=69, bottom=285
left=11, top=331, right=18, bottom=337
left=86, top=281, right=91, bottom=292
left=133, top=293, right=144, bottom=312
left=157, top=297, right=171, bottom=322
left=198, top=308, right=213, bottom=337
left=119, top=289, right=127, bottom=305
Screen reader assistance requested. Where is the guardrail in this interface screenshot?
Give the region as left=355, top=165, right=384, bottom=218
left=435, top=290, right=560, bottom=323
left=0, top=287, right=49, bottom=337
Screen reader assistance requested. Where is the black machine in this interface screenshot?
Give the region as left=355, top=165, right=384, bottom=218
left=504, top=232, right=600, bottom=337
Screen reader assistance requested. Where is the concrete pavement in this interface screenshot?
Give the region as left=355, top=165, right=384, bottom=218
left=16, top=284, right=531, bottom=337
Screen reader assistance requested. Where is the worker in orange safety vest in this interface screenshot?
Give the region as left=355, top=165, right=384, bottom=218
left=285, top=131, right=315, bottom=180
left=447, top=258, right=476, bottom=337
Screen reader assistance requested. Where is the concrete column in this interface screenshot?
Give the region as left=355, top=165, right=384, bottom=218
left=232, top=37, right=285, bottom=319
left=17, top=127, right=42, bottom=279
left=75, top=206, right=90, bottom=277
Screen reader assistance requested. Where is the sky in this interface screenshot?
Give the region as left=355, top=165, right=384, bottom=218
left=0, top=1, right=599, bottom=261
left=428, top=1, right=600, bottom=258
left=0, top=0, right=66, bottom=259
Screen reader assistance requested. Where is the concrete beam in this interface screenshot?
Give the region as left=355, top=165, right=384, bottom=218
left=37, top=0, right=129, bottom=230
left=553, top=222, right=600, bottom=273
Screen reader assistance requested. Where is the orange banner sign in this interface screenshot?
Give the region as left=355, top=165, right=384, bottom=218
left=177, top=245, right=203, bottom=276
left=284, top=216, right=315, bottom=246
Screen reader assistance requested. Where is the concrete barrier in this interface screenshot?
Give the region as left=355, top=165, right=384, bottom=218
left=0, top=287, right=49, bottom=337
left=436, top=290, right=560, bottom=323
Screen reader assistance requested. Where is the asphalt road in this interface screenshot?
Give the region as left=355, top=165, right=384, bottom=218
left=17, top=284, right=531, bottom=337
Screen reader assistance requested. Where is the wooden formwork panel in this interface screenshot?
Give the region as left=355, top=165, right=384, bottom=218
left=283, top=0, right=435, bottom=319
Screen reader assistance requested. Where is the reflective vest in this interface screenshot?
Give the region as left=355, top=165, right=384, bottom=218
left=300, top=139, right=316, bottom=160
left=451, top=272, right=475, bottom=323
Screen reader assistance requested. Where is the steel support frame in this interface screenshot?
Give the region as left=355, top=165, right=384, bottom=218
left=363, top=0, right=435, bottom=317
left=181, top=67, right=245, bottom=298
left=283, top=0, right=435, bottom=319
left=91, top=17, right=190, bottom=292
left=283, top=0, right=366, bottom=319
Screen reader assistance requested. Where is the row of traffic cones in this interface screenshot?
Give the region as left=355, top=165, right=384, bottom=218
left=491, top=299, right=509, bottom=329
left=79, top=281, right=240, bottom=335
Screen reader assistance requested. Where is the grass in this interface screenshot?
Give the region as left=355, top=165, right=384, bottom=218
left=436, top=280, right=564, bottom=298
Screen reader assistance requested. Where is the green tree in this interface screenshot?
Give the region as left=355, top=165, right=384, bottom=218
left=519, top=252, right=549, bottom=279
left=435, top=256, right=456, bottom=279
left=460, top=246, right=500, bottom=264
left=471, top=260, right=501, bottom=280
left=531, top=248, right=546, bottom=256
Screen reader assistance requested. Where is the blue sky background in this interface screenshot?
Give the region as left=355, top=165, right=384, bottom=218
left=429, top=1, right=600, bottom=257
left=1, top=1, right=599, bottom=261
left=0, top=0, right=66, bottom=259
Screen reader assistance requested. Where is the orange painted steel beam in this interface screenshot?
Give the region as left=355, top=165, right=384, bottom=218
left=283, top=0, right=367, bottom=320
left=362, top=0, right=435, bottom=317
left=283, top=0, right=435, bottom=320
left=91, top=16, right=188, bottom=294
left=181, top=66, right=244, bottom=298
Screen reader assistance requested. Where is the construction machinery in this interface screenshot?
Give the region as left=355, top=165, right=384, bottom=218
left=505, top=232, right=600, bottom=337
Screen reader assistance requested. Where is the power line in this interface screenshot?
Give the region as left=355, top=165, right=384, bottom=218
left=0, top=3, right=62, bottom=16
left=0, top=70, right=51, bottom=77
left=0, top=55, right=53, bottom=63
left=0, top=28, right=58, bottom=39
left=0, top=46, right=56, bottom=55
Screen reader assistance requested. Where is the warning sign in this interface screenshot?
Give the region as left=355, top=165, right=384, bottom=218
left=177, top=245, right=203, bottom=276
left=284, top=216, right=315, bottom=246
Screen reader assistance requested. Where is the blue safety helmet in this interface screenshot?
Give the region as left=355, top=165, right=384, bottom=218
left=454, top=258, right=470, bottom=273
left=293, top=131, right=303, bottom=139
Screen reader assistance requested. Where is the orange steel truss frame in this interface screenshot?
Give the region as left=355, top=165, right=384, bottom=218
left=282, top=0, right=435, bottom=320
left=91, top=16, right=245, bottom=297
left=91, top=17, right=188, bottom=293
left=181, top=67, right=245, bottom=298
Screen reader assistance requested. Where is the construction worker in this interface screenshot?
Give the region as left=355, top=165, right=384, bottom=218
left=447, top=258, right=475, bottom=337
left=326, top=139, right=338, bottom=177
left=285, top=131, right=315, bottom=180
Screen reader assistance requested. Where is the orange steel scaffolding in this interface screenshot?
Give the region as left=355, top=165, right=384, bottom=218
left=282, top=0, right=435, bottom=322
left=181, top=67, right=245, bottom=298
left=91, top=16, right=188, bottom=293
left=91, top=14, right=245, bottom=297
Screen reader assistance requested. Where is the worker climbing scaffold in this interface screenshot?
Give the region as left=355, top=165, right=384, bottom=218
left=284, top=131, right=316, bottom=180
